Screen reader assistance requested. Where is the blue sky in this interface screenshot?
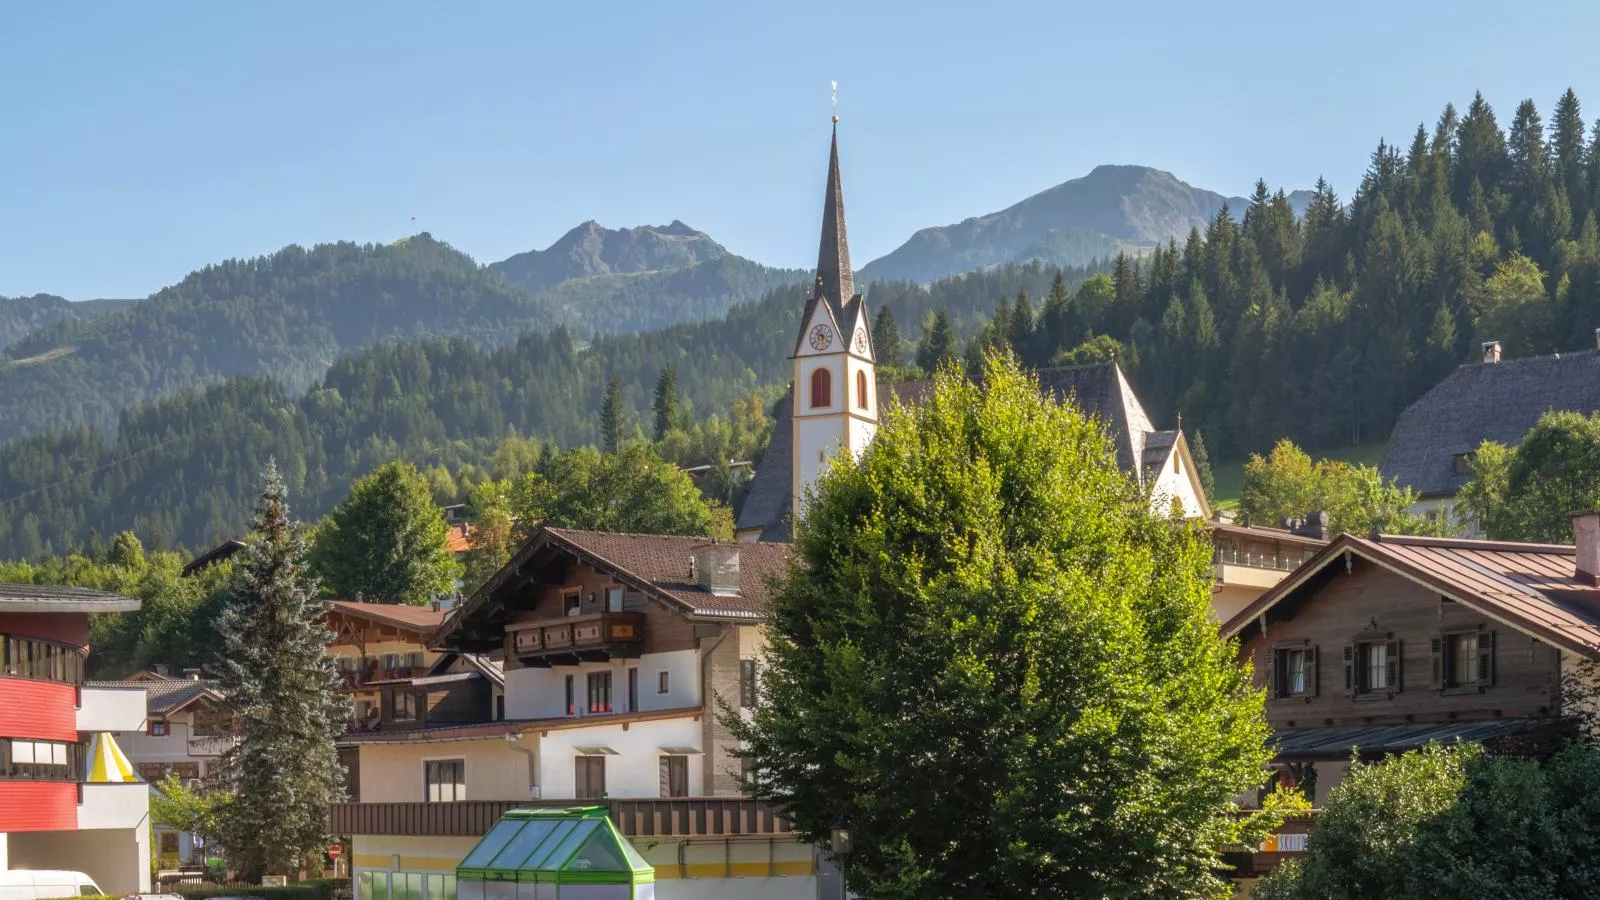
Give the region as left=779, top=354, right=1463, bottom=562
left=3, top=0, right=1598, bottom=299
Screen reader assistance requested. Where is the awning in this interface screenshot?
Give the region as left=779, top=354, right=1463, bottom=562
left=1273, top=718, right=1547, bottom=758
left=573, top=746, right=619, bottom=756
left=87, top=732, right=138, bottom=783
left=658, top=746, right=702, bottom=755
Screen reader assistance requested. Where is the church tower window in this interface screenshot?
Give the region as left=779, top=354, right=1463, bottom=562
left=810, top=368, right=832, bottom=409
left=856, top=370, right=868, bottom=410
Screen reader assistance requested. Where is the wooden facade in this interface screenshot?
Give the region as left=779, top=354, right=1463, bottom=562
left=500, top=563, right=699, bottom=669
left=1241, top=556, right=1563, bottom=736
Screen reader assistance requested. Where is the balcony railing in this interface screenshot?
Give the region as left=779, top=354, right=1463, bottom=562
left=328, top=797, right=791, bottom=838
left=509, top=611, right=645, bottom=665
left=1220, top=811, right=1319, bottom=877
left=1212, top=545, right=1310, bottom=573
left=337, top=667, right=428, bottom=690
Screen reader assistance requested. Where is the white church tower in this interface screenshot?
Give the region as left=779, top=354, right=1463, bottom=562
left=791, top=118, right=877, bottom=519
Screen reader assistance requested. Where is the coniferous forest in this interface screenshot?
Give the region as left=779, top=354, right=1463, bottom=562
left=4, top=88, right=1600, bottom=559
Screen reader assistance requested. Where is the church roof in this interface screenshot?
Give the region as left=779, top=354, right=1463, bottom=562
left=793, top=122, right=861, bottom=358
left=735, top=362, right=1175, bottom=539
left=1380, top=350, right=1600, bottom=497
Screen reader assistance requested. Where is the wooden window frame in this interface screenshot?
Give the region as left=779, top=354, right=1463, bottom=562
left=659, top=754, right=689, bottom=798
left=1268, top=643, right=1317, bottom=700
left=587, top=671, right=613, bottom=714
left=657, top=670, right=671, bottom=694
left=627, top=667, right=639, bottom=712
left=575, top=756, right=606, bottom=800
left=563, top=590, right=581, bottom=616
left=739, top=659, right=758, bottom=708
left=1345, top=631, right=1401, bottom=699
left=565, top=674, right=576, bottom=716
left=148, top=719, right=170, bottom=737
left=855, top=370, right=868, bottom=410
left=1432, top=628, right=1495, bottom=693
left=810, top=367, right=832, bottom=409
left=423, top=758, right=466, bottom=803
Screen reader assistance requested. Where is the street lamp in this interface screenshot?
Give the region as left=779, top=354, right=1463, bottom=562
left=830, top=823, right=852, bottom=896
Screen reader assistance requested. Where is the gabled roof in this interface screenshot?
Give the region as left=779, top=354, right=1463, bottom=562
left=436, top=526, right=792, bottom=651
left=327, top=599, right=447, bottom=634
left=85, top=678, right=222, bottom=716
left=1381, top=350, right=1600, bottom=497
left=182, top=539, right=247, bottom=577
left=423, top=650, right=506, bottom=687
left=1223, top=532, right=1600, bottom=658
left=0, top=584, right=141, bottom=614
left=736, top=361, right=1179, bottom=538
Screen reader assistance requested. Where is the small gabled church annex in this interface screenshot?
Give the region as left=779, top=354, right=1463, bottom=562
left=735, top=122, right=1208, bottom=542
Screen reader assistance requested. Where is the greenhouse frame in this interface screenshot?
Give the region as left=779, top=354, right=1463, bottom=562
left=456, top=806, right=656, bottom=900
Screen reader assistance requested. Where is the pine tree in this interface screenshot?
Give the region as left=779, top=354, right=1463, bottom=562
left=652, top=366, right=681, bottom=441
left=213, top=461, right=346, bottom=879
left=1190, top=430, right=1217, bottom=503
left=600, top=376, right=625, bottom=453
left=1553, top=89, right=1587, bottom=222
left=1009, top=288, right=1035, bottom=364
left=916, top=309, right=957, bottom=373
left=870, top=306, right=903, bottom=368
left=1455, top=92, right=1508, bottom=206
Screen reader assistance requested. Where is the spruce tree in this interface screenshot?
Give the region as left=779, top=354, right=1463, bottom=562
left=871, top=306, right=903, bottom=368
left=915, top=308, right=957, bottom=373
left=1190, top=429, right=1217, bottom=503
left=1009, top=287, right=1035, bottom=363
left=600, top=376, right=625, bottom=453
left=651, top=366, right=680, bottom=441
left=213, top=461, right=347, bottom=880
left=1553, top=88, right=1587, bottom=220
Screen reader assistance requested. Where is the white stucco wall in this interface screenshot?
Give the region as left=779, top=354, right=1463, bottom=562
left=503, top=651, right=698, bottom=720
left=358, top=737, right=534, bottom=803
left=77, top=685, right=147, bottom=732
left=116, top=710, right=233, bottom=769
left=538, top=714, right=706, bottom=799
left=1148, top=456, right=1206, bottom=519
left=8, top=825, right=151, bottom=895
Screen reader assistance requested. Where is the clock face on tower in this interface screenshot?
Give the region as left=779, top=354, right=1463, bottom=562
left=808, top=323, right=834, bottom=351
left=854, top=326, right=869, bottom=354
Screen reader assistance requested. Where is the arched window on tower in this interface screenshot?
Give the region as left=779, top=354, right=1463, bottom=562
left=810, top=367, right=832, bottom=409
left=856, top=370, right=868, bottom=410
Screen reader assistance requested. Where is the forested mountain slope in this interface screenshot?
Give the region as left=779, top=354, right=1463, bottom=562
left=0, top=294, right=135, bottom=351
left=0, top=236, right=553, bottom=445
left=0, top=261, right=1091, bottom=558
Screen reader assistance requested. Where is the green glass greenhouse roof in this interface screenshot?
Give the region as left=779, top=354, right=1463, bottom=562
left=456, top=807, right=654, bottom=884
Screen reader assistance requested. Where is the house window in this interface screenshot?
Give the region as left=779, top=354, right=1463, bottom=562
left=810, top=367, right=831, bottom=409
left=405, top=651, right=424, bottom=669
left=659, top=755, right=689, bottom=798
left=739, top=659, right=758, bottom=708
left=628, top=667, right=639, bottom=712
left=1274, top=647, right=1315, bottom=697
left=171, top=762, right=199, bottom=780
left=658, top=671, right=671, bottom=694
left=424, top=759, right=465, bottom=802
left=606, top=587, right=624, bottom=612
left=588, top=671, right=613, bottom=714
left=1448, top=632, right=1479, bottom=688
left=575, top=756, right=606, bottom=800
left=856, top=370, right=868, bottom=409
left=1349, top=638, right=1399, bottom=695
left=148, top=720, right=170, bottom=737
left=392, top=689, right=418, bottom=722
left=565, top=675, right=576, bottom=715
left=138, top=762, right=168, bottom=782
left=564, top=591, right=581, bottom=616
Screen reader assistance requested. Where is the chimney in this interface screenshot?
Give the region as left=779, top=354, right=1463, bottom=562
left=691, top=544, right=741, bottom=596
left=1572, top=510, right=1600, bottom=586
left=1295, top=511, right=1330, bottom=541
left=153, top=663, right=169, bottom=677
left=182, top=668, right=202, bottom=681
left=1482, top=340, right=1502, bottom=364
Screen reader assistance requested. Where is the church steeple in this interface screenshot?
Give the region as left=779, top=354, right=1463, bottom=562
left=814, top=120, right=855, bottom=309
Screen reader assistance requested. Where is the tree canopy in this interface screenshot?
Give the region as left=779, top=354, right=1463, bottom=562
left=734, top=354, right=1274, bottom=899
left=1457, top=409, right=1600, bottom=541
left=308, top=460, right=461, bottom=605
left=1240, top=439, right=1443, bottom=535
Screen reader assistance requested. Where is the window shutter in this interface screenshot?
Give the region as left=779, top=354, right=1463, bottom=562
left=1265, top=651, right=1278, bottom=699
left=1478, top=630, right=1495, bottom=686
left=1343, top=644, right=1355, bottom=695
left=1387, top=638, right=1401, bottom=691
left=1306, top=646, right=1319, bottom=697
left=658, top=756, right=671, bottom=798
left=1430, top=636, right=1444, bottom=689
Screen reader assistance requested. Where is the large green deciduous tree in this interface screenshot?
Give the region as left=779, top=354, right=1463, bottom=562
left=1457, top=409, right=1600, bottom=541
left=212, top=462, right=346, bottom=879
left=734, top=355, right=1275, bottom=899
left=1240, top=439, right=1444, bottom=535
left=309, top=460, right=461, bottom=605
left=1258, top=742, right=1600, bottom=899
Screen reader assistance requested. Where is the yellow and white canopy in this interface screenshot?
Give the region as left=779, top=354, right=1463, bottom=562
left=86, top=731, right=138, bottom=783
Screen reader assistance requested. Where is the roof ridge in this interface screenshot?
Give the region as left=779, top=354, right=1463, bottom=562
left=1375, top=533, right=1575, bottom=554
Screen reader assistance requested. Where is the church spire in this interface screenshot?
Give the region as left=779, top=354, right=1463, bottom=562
left=814, top=120, right=855, bottom=308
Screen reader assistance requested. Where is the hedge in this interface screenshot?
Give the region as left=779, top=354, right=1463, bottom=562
left=177, top=878, right=345, bottom=900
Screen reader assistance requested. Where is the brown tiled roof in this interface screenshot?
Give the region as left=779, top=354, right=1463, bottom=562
left=445, top=523, right=474, bottom=554
left=1208, top=521, right=1329, bottom=549
left=1224, top=533, right=1600, bottom=657
left=328, top=600, right=447, bottom=633
left=542, top=528, right=790, bottom=618
left=0, top=584, right=141, bottom=613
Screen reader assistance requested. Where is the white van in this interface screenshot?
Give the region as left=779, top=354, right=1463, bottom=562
left=0, top=870, right=103, bottom=900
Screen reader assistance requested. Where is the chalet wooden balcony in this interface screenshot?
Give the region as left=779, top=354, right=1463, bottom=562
left=328, top=797, right=792, bottom=838
left=508, top=611, right=645, bottom=666
left=1220, top=811, right=1318, bottom=878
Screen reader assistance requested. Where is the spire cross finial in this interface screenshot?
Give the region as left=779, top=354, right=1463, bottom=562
left=830, top=80, right=838, bottom=124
